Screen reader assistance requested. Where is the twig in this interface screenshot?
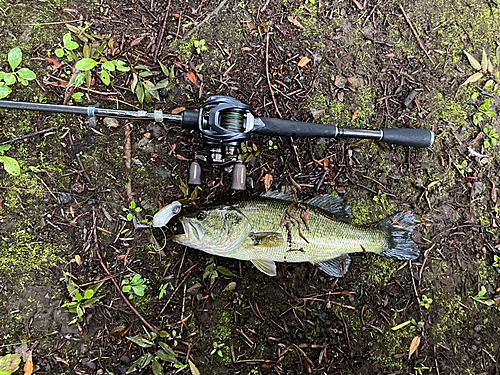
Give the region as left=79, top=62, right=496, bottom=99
left=0, top=127, right=58, bottom=146
left=182, top=0, right=230, bottom=40
left=22, top=19, right=82, bottom=26
left=78, top=274, right=119, bottom=288
left=33, top=174, right=58, bottom=201
left=154, top=0, right=172, bottom=62
left=159, top=274, right=190, bottom=315
left=124, top=124, right=132, bottom=200
left=266, top=32, right=282, bottom=118
left=96, top=247, right=158, bottom=334
left=340, top=311, right=350, bottom=348
left=399, top=5, right=434, bottom=65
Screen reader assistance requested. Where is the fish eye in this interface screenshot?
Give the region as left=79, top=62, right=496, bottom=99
left=197, top=212, right=207, bottom=221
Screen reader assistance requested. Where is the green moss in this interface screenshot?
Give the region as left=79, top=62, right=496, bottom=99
left=370, top=328, right=412, bottom=371
left=214, top=308, right=233, bottom=341
left=363, top=254, right=399, bottom=288
left=429, top=290, right=464, bottom=344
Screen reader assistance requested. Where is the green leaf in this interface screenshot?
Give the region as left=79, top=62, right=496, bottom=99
left=216, top=266, right=237, bottom=277
left=4, top=73, right=16, bottom=86
left=159, top=61, right=169, bottom=77
left=100, top=70, right=111, bottom=85
left=72, top=92, right=83, bottom=102
left=484, top=139, right=490, bottom=148
left=130, top=201, right=136, bottom=209
left=102, top=61, right=115, bottom=72
left=0, top=145, right=11, bottom=154
left=65, top=40, right=79, bottom=51
left=132, top=285, right=146, bottom=296
left=151, top=358, right=163, bottom=375
left=8, top=47, right=22, bottom=71
left=122, top=285, right=131, bottom=293
left=55, top=48, right=65, bottom=58
left=75, top=293, right=83, bottom=302
left=126, top=353, right=153, bottom=374
left=113, top=60, right=130, bottom=72
left=75, top=58, right=98, bottom=71
left=0, top=353, right=22, bottom=375
left=155, top=79, right=173, bottom=90
left=139, top=71, right=154, bottom=78
left=81, top=295, right=104, bottom=308
left=158, top=342, right=178, bottom=363
left=0, top=156, right=20, bottom=176
left=0, top=85, right=12, bottom=99
left=17, top=68, right=36, bottom=80
left=84, top=288, right=94, bottom=299
left=492, top=138, right=497, bottom=146
left=127, top=213, right=133, bottom=221
left=136, top=82, right=145, bottom=104
left=126, top=335, right=155, bottom=348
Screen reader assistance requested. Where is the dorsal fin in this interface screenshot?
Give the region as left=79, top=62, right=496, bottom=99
left=260, top=190, right=295, bottom=201
left=304, top=195, right=353, bottom=223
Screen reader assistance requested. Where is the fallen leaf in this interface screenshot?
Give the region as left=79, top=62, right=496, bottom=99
left=264, top=174, right=273, bottom=192
left=75, top=255, right=82, bottom=265
left=462, top=72, right=483, bottom=86
left=385, top=52, right=396, bottom=58
left=172, top=107, right=186, bottom=115
left=130, top=36, right=145, bottom=47
left=298, top=57, right=311, bottom=67
left=287, top=15, right=305, bottom=29
left=0, top=353, right=21, bottom=374
left=351, top=112, right=358, bottom=122
left=481, top=48, right=488, bottom=72
left=242, top=47, right=252, bottom=52
left=189, top=360, right=201, bottom=375
left=24, top=350, right=33, bottom=375
left=224, top=281, right=237, bottom=291
left=491, top=181, right=497, bottom=203
left=408, top=336, right=420, bottom=359
left=65, top=23, right=80, bottom=34
left=175, top=154, right=189, bottom=161
left=186, top=71, right=198, bottom=87
left=464, top=50, right=481, bottom=70
left=45, top=57, right=62, bottom=70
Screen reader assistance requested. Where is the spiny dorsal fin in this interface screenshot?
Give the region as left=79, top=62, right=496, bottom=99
left=251, top=259, right=277, bottom=276
left=317, top=254, right=351, bottom=277
left=304, top=195, right=353, bottom=223
left=260, top=190, right=295, bottom=201
left=249, top=232, right=284, bottom=247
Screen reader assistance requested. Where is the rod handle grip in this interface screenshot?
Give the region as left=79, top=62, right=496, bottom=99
left=381, top=128, right=435, bottom=148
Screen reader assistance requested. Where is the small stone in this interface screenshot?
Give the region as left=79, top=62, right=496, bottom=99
left=120, top=355, right=130, bottom=364
left=334, top=75, right=347, bottom=89
left=104, top=117, right=120, bottom=128
left=473, top=181, right=484, bottom=195
left=59, top=192, right=72, bottom=204
left=474, top=324, right=483, bottom=333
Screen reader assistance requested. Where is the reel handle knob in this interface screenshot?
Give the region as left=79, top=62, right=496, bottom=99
left=188, top=160, right=202, bottom=185
left=231, top=162, right=246, bottom=191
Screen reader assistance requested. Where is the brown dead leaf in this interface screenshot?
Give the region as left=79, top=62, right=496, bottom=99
left=130, top=36, right=145, bottom=47
left=45, top=57, right=62, bottom=70
left=464, top=50, right=481, bottom=70
left=462, top=72, right=483, bottom=86
left=481, top=49, right=488, bottom=72
left=298, top=57, right=311, bottom=67
left=242, top=47, right=252, bottom=52
left=172, top=107, right=186, bottom=115
left=187, top=71, right=199, bottom=87
left=175, top=154, right=190, bottom=161
left=385, top=52, right=396, bottom=58
left=24, top=350, right=33, bottom=375
left=351, top=112, right=358, bottom=122
left=264, top=174, right=273, bottom=192
left=491, top=181, right=497, bottom=203
left=408, top=336, right=420, bottom=359
left=65, top=23, right=80, bottom=34
left=287, top=15, right=305, bottom=29
left=75, top=255, right=82, bottom=265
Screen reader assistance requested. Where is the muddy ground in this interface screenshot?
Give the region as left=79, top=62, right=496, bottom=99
left=1, top=0, right=500, bottom=374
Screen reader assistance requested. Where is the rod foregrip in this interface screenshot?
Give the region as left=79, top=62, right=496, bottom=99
left=380, top=128, right=435, bottom=148
left=255, top=117, right=338, bottom=138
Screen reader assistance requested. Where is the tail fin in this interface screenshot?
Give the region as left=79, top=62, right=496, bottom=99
left=377, top=212, right=420, bottom=260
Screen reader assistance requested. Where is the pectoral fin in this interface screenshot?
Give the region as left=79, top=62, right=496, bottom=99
left=249, top=232, right=284, bottom=247
left=317, top=255, right=351, bottom=277
left=251, top=259, right=277, bottom=276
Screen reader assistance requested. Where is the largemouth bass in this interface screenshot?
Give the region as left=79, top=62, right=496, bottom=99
left=171, top=192, right=419, bottom=277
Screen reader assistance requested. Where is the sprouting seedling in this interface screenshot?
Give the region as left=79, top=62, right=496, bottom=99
left=483, top=125, right=498, bottom=149
left=455, top=160, right=472, bottom=175
left=0, top=145, right=20, bottom=176
left=123, top=201, right=142, bottom=221
left=471, top=285, right=495, bottom=306
left=419, top=295, right=433, bottom=309
left=194, top=39, right=208, bottom=54
left=462, top=47, right=500, bottom=93
left=268, top=139, right=278, bottom=150
left=122, top=274, right=147, bottom=300
left=0, top=47, right=37, bottom=99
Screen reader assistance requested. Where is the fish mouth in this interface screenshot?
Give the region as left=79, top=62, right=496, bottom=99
left=174, top=217, right=203, bottom=244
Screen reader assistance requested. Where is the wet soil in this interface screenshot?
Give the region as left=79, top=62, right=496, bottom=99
left=1, top=0, right=500, bottom=374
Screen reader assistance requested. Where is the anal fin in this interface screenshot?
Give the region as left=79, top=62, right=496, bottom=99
left=318, top=254, right=351, bottom=277
left=251, top=259, right=277, bottom=276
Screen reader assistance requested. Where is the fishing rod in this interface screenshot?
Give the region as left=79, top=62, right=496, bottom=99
left=0, top=96, right=434, bottom=190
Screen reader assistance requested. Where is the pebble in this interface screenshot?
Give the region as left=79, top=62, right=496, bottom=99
left=59, top=192, right=72, bottom=204
left=103, top=117, right=120, bottom=128
left=120, top=355, right=130, bottom=364
left=82, top=358, right=97, bottom=370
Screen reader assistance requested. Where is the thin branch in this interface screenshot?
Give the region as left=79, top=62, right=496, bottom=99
left=0, top=127, right=58, bottom=146
left=182, top=0, right=229, bottom=40
left=266, top=32, right=282, bottom=118
left=399, top=5, right=434, bottom=65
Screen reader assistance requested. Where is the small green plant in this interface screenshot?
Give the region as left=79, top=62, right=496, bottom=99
left=210, top=341, right=226, bottom=357
left=0, top=145, right=20, bottom=176
left=123, top=201, right=142, bottom=221
left=61, top=276, right=105, bottom=325
left=126, top=332, right=180, bottom=375
left=462, top=47, right=500, bottom=93
left=54, top=32, right=79, bottom=61
left=131, top=61, right=173, bottom=105
left=268, top=139, right=278, bottom=150
left=194, top=39, right=208, bottom=54
left=483, top=125, right=498, bottom=149
left=471, top=285, right=495, bottom=306
left=0, top=353, right=22, bottom=375
left=493, top=254, right=500, bottom=268
left=158, top=283, right=169, bottom=299
left=455, top=160, right=472, bottom=174
left=414, top=364, right=430, bottom=375
left=0, top=47, right=36, bottom=99
left=420, top=295, right=433, bottom=309
left=122, top=274, right=147, bottom=300
left=472, top=98, right=497, bottom=126
left=203, top=259, right=237, bottom=288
